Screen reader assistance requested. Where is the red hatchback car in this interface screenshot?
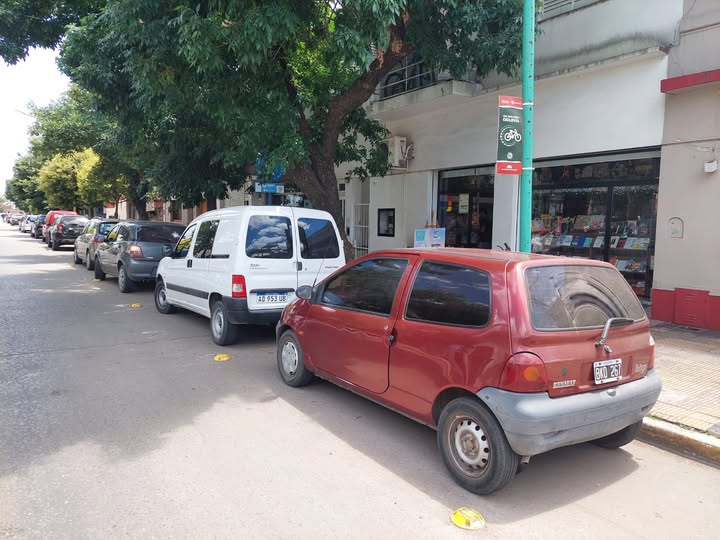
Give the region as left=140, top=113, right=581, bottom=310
left=276, top=249, right=662, bottom=494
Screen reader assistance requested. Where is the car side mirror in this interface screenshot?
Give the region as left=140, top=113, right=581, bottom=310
left=296, top=285, right=313, bottom=301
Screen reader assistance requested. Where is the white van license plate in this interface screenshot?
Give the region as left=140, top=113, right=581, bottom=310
left=256, top=293, right=289, bottom=304
left=593, top=358, right=622, bottom=385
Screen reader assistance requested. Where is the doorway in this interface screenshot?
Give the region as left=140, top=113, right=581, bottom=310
left=437, top=168, right=494, bottom=248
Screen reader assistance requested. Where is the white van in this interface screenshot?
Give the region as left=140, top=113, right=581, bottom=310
left=154, top=206, right=346, bottom=345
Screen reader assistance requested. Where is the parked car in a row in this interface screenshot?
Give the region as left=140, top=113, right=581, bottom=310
left=74, top=218, right=119, bottom=270
left=154, top=206, right=345, bottom=345
left=274, top=248, right=663, bottom=495
left=42, top=210, right=77, bottom=244
left=20, top=215, right=37, bottom=233
left=31, top=215, right=46, bottom=238
left=49, top=215, right=88, bottom=250
left=92, top=221, right=186, bottom=292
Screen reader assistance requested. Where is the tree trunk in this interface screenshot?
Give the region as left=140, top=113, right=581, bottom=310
left=126, top=177, right=148, bottom=220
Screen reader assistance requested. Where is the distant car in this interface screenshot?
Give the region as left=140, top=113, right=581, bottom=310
left=21, top=215, right=37, bottom=233
left=276, top=249, right=662, bottom=495
left=74, top=217, right=119, bottom=269
left=49, top=215, right=89, bottom=251
left=10, top=214, right=24, bottom=226
left=31, top=215, right=46, bottom=238
left=94, top=221, right=185, bottom=292
left=42, top=210, right=77, bottom=244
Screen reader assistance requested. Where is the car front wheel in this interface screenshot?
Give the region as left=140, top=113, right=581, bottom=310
left=437, top=397, right=519, bottom=495
left=277, top=330, right=314, bottom=387
left=154, top=279, right=176, bottom=314
left=210, top=300, right=239, bottom=346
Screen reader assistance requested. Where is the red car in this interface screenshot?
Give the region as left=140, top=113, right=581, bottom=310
left=276, top=249, right=662, bottom=494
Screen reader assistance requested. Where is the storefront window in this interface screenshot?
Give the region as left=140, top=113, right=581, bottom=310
left=438, top=171, right=494, bottom=248
left=530, top=156, right=659, bottom=297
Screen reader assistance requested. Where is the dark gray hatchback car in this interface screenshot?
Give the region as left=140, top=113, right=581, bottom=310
left=94, top=221, right=185, bottom=292
left=74, top=218, right=119, bottom=270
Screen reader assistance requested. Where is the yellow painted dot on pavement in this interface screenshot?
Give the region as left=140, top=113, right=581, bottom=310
left=451, top=507, right=486, bottom=530
left=214, top=353, right=231, bottom=362
left=130, top=303, right=143, bottom=308
left=93, top=278, right=101, bottom=282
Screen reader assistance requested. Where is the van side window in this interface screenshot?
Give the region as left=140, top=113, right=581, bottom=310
left=174, top=224, right=197, bottom=258
left=405, top=261, right=491, bottom=327
left=298, top=218, right=340, bottom=259
left=193, top=220, right=219, bottom=258
left=245, top=216, right=293, bottom=259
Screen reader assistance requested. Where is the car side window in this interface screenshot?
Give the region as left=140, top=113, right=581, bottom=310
left=83, top=222, right=94, bottom=235
left=174, top=224, right=197, bottom=258
left=106, top=225, right=120, bottom=242
left=298, top=218, right=340, bottom=259
left=321, top=258, right=408, bottom=316
left=193, top=220, right=219, bottom=259
left=405, top=261, right=491, bottom=327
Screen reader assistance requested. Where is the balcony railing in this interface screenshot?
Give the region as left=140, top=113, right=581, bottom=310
left=539, top=0, right=604, bottom=20
left=376, top=57, right=437, bottom=101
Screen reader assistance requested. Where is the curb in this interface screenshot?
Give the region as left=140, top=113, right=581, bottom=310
left=640, top=417, right=720, bottom=467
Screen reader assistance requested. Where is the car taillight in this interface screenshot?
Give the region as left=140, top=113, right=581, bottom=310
left=232, top=275, right=247, bottom=298
left=128, top=245, right=144, bottom=259
left=57, top=224, right=64, bottom=232
left=499, top=352, right=548, bottom=393
left=92, top=236, right=102, bottom=244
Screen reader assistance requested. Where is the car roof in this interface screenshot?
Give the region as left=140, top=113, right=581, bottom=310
left=187, top=205, right=335, bottom=226
left=369, top=248, right=612, bottom=271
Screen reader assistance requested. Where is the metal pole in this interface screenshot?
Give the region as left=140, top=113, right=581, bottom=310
left=519, top=0, right=535, bottom=253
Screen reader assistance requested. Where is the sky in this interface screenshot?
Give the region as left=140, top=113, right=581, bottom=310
left=0, top=48, right=70, bottom=197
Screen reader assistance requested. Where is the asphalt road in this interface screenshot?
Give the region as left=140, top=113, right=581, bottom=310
left=1, top=222, right=719, bottom=539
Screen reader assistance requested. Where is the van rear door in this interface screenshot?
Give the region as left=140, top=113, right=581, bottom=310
left=294, top=211, right=345, bottom=288
left=243, top=213, right=298, bottom=311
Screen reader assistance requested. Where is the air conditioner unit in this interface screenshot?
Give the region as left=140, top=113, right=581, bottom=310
left=386, top=136, right=408, bottom=169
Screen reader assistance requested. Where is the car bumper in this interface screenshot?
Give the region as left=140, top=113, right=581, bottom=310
left=477, top=369, right=662, bottom=457
left=223, top=296, right=283, bottom=325
left=125, top=260, right=160, bottom=281
left=53, top=235, right=80, bottom=245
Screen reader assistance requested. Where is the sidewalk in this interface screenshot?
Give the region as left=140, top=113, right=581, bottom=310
left=641, top=321, right=720, bottom=465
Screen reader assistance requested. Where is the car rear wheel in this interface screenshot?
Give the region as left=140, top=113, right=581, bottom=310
left=73, top=247, right=82, bottom=264
left=591, top=420, right=642, bottom=449
left=94, top=257, right=106, bottom=280
left=438, top=397, right=519, bottom=495
left=277, top=330, right=314, bottom=387
left=154, top=279, right=176, bottom=314
left=51, top=239, right=60, bottom=251
left=85, top=251, right=94, bottom=270
left=210, top=300, right=239, bottom=346
left=117, top=265, right=135, bottom=293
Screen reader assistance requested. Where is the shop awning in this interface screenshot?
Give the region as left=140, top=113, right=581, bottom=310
left=661, top=69, right=720, bottom=94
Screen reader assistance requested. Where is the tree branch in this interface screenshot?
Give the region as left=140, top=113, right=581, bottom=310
left=321, top=13, right=413, bottom=161
left=278, top=53, right=313, bottom=142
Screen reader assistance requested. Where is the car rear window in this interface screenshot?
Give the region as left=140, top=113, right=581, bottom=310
left=245, top=216, right=293, bottom=259
left=525, top=265, right=646, bottom=330
left=136, top=225, right=185, bottom=243
left=65, top=217, right=89, bottom=225
left=99, top=222, right=115, bottom=234
left=298, top=218, right=340, bottom=259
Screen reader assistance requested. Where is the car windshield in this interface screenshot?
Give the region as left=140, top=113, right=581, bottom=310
left=525, top=265, right=646, bottom=330
left=136, top=224, right=185, bottom=243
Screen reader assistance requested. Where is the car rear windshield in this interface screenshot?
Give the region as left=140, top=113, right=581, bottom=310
left=136, top=225, right=184, bottom=243
left=99, top=222, right=115, bottom=234
left=525, top=265, right=646, bottom=330
left=65, top=217, right=88, bottom=224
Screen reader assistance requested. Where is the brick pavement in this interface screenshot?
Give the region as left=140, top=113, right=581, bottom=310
left=650, top=321, right=720, bottom=438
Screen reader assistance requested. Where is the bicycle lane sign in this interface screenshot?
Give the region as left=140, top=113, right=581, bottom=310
left=495, top=95, right=523, bottom=175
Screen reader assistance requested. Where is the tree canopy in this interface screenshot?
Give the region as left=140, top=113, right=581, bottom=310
left=4, top=0, right=528, bottom=256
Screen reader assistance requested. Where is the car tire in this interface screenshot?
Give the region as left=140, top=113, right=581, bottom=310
left=86, top=251, right=94, bottom=270
left=277, top=330, right=314, bottom=387
left=437, top=397, right=519, bottom=495
left=94, top=257, right=106, bottom=280
left=51, top=239, right=60, bottom=251
left=590, top=420, right=642, bottom=449
left=154, top=279, right=176, bottom=314
left=73, top=247, right=82, bottom=264
left=117, top=265, right=135, bottom=293
left=210, top=300, right=239, bottom=346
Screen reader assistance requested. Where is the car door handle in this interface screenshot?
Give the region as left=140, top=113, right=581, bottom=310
left=187, top=260, right=192, bottom=268
left=388, top=332, right=396, bottom=346
left=296, top=261, right=303, bottom=271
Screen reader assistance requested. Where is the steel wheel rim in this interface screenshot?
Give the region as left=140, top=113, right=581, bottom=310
left=281, top=341, right=299, bottom=375
left=157, top=285, right=169, bottom=309
left=448, top=416, right=491, bottom=478
left=212, top=308, right=224, bottom=337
